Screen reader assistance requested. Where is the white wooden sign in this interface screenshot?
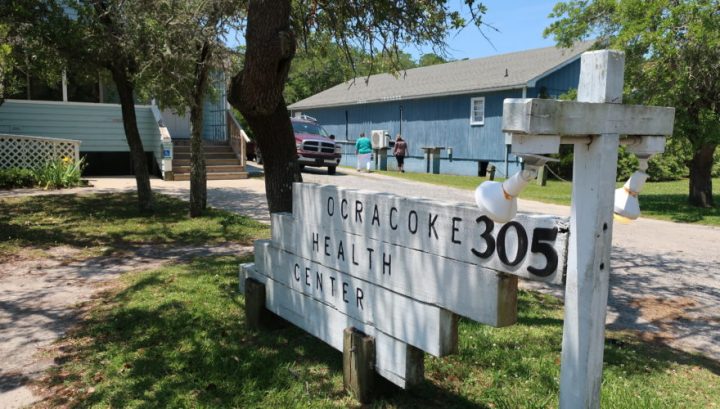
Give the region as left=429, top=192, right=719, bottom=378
left=241, top=183, right=570, bottom=387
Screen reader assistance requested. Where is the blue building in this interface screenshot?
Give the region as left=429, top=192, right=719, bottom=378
left=289, top=42, right=592, bottom=176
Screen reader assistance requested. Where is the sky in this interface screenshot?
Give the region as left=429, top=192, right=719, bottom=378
left=407, top=0, right=561, bottom=61
left=225, top=0, right=562, bottom=62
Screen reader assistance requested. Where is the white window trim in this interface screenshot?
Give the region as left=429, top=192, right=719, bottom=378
left=470, top=96, right=485, bottom=126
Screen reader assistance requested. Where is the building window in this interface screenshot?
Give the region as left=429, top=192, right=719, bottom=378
left=470, top=97, right=485, bottom=125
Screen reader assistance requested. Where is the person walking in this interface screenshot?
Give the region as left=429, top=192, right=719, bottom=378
left=355, top=132, right=373, bottom=172
left=393, top=133, right=408, bottom=172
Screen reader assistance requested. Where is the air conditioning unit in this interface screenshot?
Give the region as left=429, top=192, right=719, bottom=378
left=371, top=130, right=389, bottom=149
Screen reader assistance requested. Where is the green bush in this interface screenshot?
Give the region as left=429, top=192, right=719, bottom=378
left=616, top=146, right=638, bottom=181
left=617, top=148, right=687, bottom=182
left=0, top=168, right=37, bottom=189
left=34, top=157, right=86, bottom=189
left=647, top=152, right=688, bottom=181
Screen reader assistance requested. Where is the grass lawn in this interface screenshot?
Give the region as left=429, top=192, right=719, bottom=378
left=4, top=192, right=718, bottom=407
left=41, top=256, right=720, bottom=408
left=373, top=170, right=720, bottom=226
left=0, top=192, right=269, bottom=261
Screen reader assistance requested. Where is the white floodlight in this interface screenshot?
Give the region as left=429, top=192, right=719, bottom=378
left=614, top=156, right=650, bottom=222
left=475, top=154, right=556, bottom=223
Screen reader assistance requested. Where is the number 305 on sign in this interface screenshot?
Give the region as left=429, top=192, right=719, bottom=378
left=470, top=215, right=567, bottom=281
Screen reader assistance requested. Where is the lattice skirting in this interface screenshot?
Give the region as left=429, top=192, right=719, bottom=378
left=0, top=134, right=81, bottom=169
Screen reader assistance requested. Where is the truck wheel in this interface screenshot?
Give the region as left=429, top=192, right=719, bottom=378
left=328, top=166, right=337, bottom=175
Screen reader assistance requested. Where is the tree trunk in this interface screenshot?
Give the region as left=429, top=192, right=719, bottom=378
left=189, top=103, right=207, bottom=217
left=227, top=0, right=300, bottom=214
left=189, top=42, right=213, bottom=218
left=244, top=102, right=302, bottom=213
left=111, top=66, right=154, bottom=212
left=688, top=143, right=716, bottom=208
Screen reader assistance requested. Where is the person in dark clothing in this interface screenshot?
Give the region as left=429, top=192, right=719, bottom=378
left=393, top=134, right=408, bottom=172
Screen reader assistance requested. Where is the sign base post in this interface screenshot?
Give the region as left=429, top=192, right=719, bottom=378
left=244, top=278, right=286, bottom=330
left=343, top=328, right=376, bottom=403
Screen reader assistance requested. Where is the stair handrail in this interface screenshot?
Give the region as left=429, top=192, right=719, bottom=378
left=150, top=104, right=174, bottom=179
left=226, top=110, right=246, bottom=168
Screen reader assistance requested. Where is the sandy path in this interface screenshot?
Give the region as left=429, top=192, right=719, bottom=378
left=0, top=244, right=251, bottom=409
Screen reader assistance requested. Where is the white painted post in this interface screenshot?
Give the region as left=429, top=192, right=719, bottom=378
left=559, top=50, right=625, bottom=408
left=62, top=70, right=68, bottom=102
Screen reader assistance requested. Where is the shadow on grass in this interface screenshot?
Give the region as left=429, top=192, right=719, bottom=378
left=38, top=257, right=720, bottom=408
left=39, top=256, right=347, bottom=408
left=641, top=194, right=720, bottom=223
left=0, top=193, right=268, bottom=255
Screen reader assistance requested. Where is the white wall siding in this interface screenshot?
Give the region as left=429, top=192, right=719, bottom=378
left=0, top=100, right=162, bottom=153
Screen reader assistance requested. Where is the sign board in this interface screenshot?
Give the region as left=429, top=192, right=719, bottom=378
left=241, top=183, right=570, bottom=388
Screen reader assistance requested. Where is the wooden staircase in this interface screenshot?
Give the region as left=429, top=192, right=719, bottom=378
left=172, top=140, right=248, bottom=181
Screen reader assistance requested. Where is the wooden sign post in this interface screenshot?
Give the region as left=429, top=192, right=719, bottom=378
left=503, top=50, right=675, bottom=408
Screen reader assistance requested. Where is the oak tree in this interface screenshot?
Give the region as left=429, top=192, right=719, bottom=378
left=2, top=0, right=168, bottom=212
left=545, top=0, right=720, bottom=207
left=228, top=0, right=487, bottom=213
left=147, top=1, right=244, bottom=217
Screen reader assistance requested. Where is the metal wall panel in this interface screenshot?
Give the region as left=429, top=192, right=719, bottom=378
left=299, top=61, right=582, bottom=176
left=0, top=100, right=161, bottom=153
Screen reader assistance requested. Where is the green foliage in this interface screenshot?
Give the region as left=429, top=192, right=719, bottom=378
left=0, top=157, right=85, bottom=189
left=370, top=169, right=720, bottom=225
left=647, top=152, right=688, bottom=181
left=284, top=35, right=420, bottom=104
left=616, top=146, right=638, bottom=182
left=38, top=257, right=720, bottom=407
left=0, top=23, right=13, bottom=104
left=0, top=192, right=270, bottom=260
left=33, top=157, right=85, bottom=189
left=544, top=0, right=720, bottom=204
left=418, top=53, right=448, bottom=67
left=290, top=0, right=487, bottom=76
left=0, top=167, right=36, bottom=189
left=0, top=2, right=68, bottom=99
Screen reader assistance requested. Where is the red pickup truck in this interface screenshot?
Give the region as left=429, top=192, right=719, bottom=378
left=292, top=116, right=341, bottom=175
left=251, top=116, right=341, bottom=175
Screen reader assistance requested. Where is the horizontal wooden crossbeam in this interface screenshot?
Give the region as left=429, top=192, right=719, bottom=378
left=502, top=98, right=675, bottom=137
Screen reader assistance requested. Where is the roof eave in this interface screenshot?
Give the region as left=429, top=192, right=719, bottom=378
left=524, top=52, right=584, bottom=88
left=288, top=83, right=528, bottom=111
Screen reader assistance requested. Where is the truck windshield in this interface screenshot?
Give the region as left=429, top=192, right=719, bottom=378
left=292, top=121, right=329, bottom=137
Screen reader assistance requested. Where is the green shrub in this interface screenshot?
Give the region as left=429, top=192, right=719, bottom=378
left=0, top=168, right=37, bottom=189
left=34, top=157, right=86, bottom=189
left=616, top=146, right=638, bottom=181
left=647, top=152, right=688, bottom=181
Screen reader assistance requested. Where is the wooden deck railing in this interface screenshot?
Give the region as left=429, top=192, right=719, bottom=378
left=227, top=110, right=247, bottom=168
left=0, top=133, right=81, bottom=169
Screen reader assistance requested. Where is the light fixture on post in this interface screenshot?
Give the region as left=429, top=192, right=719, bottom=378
left=613, top=155, right=650, bottom=222
left=613, top=136, right=666, bottom=222
left=475, top=154, right=557, bottom=222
